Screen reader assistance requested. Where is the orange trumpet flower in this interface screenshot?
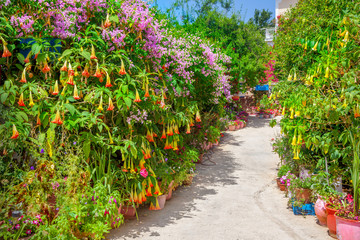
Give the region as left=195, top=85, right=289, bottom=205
left=144, top=84, right=150, bottom=98
left=82, top=65, right=90, bottom=78
left=51, top=110, right=63, bottom=125
left=2, top=44, right=11, bottom=58
left=195, top=110, right=201, bottom=122
left=186, top=123, right=191, bottom=134
left=107, top=97, right=114, bottom=111
left=105, top=73, right=112, bottom=88
left=18, top=93, right=25, bottom=107
left=36, top=113, right=41, bottom=125
left=98, top=96, right=104, bottom=111
left=68, top=62, right=74, bottom=76
left=67, top=75, right=74, bottom=85
left=134, top=89, right=141, bottom=103
left=60, top=61, right=68, bottom=72
left=161, top=127, right=166, bottom=139
left=146, top=186, right=152, bottom=197
left=90, top=44, right=97, bottom=60
left=52, top=81, right=59, bottom=95
left=11, top=124, right=19, bottom=139
left=42, top=61, right=50, bottom=74
left=119, top=60, right=126, bottom=75
left=73, top=85, right=80, bottom=100
left=20, top=69, right=27, bottom=83
left=93, top=64, right=102, bottom=78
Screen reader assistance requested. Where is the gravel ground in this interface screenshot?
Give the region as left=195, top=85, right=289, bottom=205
left=107, top=116, right=332, bottom=240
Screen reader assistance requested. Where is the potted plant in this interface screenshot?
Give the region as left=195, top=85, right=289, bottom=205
left=277, top=164, right=291, bottom=191
left=335, top=134, right=360, bottom=239
left=289, top=176, right=315, bottom=204
left=228, top=121, right=237, bottom=131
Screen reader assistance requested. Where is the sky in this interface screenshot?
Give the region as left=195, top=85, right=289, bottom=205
left=149, top=0, right=275, bottom=22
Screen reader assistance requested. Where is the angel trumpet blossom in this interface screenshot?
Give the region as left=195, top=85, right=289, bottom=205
left=161, top=128, right=166, bottom=139
left=144, top=84, right=150, bottom=98
left=67, top=75, right=74, bottom=85
left=73, top=85, right=80, bottom=100
left=11, top=124, right=19, bottom=139
left=51, top=110, right=63, bottom=125
left=68, top=62, right=74, bottom=76
left=42, top=61, right=50, bottom=74
left=20, top=69, right=27, bottom=83
left=52, top=81, right=59, bottom=95
left=82, top=65, right=90, bottom=78
left=134, top=89, right=141, bottom=102
left=195, top=110, right=201, bottom=122
left=18, top=93, right=25, bottom=107
left=103, top=14, right=111, bottom=28
left=186, top=124, right=191, bottom=134
left=93, top=64, right=102, bottom=78
left=98, top=96, right=104, bottom=112
left=107, top=97, right=114, bottom=111
left=90, top=44, right=97, bottom=60
left=29, top=91, right=35, bottom=107
left=119, top=60, right=126, bottom=75
left=60, top=61, right=68, bottom=72
left=105, top=73, right=112, bottom=88
left=2, top=44, right=11, bottom=58
left=36, top=113, right=41, bottom=125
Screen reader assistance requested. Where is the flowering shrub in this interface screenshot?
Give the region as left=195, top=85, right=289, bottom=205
left=0, top=0, right=231, bottom=238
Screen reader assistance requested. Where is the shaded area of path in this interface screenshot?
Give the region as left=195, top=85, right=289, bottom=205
left=108, top=116, right=331, bottom=240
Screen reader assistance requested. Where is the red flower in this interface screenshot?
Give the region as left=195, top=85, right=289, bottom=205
left=51, top=110, right=63, bottom=125
left=11, top=124, right=19, bottom=139
left=42, top=61, right=50, bottom=74
left=2, top=44, right=11, bottom=58
left=18, top=93, right=25, bottom=107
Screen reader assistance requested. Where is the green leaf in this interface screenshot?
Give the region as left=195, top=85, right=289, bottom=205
left=80, top=51, right=91, bottom=61
left=16, top=112, right=28, bottom=122
left=38, top=133, right=46, bottom=145
left=36, top=53, right=46, bottom=63
left=17, top=53, right=25, bottom=64
left=109, top=15, right=119, bottom=23
left=83, top=140, right=91, bottom=159
left=1, top=92, right=9, bottom=103
left=61, top=49, right=73, bottom=58
left=31, top=43, right=42, bottom=55
left=124, top=97, right=132, bottom=108
left=47, top=128, right=55, bottom=143
left=64, top=103, right=76, bottom=115
left=122, top=85, right=128, bottom=94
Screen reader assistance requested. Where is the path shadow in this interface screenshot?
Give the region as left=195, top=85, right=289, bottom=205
left=246, top=116, right=273, bottom=129
left=107, top=136, right=242, bottom=239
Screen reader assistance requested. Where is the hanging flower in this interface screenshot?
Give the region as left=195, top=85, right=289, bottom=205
left=2, top=44, right=11, bottom=58
left=167, top=125, right=173, bottom=136
left=29, top=91, right=34, bottom=107
left=18, top=93, right=25, bottom=107
left=82, top=64, right=90, bottom=78
left=67, top=75, right=74, bottom=85
left=68, top=62, right=74, bottom=76
left=186, top=123, right=191, bottom=134
left=11, top=124, right=19, bottom=139
left=93, top=63, right=102, bottom=78
left=73, top=85, right=80, bottom=100
left=134, top=89, right=141, bottom=102
left=325, top=66, right=330, bottom=78
left=108, top=131, right=114, bottom=144
left=105, top=73, right=112, bottom=88
left=103, top=14, right=111, bottom=28
left=107, top=97, right=114, bottom=111
left=52, top=81, right=59, bottom=95
left=153, top=182, right=161, bottom=195
left=98, top=96, right=103, bottom=111
left=312, top=41, right=319, bottom=51
left=195, top=110, right=201, bottom=122
left=174, top=124, right=179, bottom=134
left=20, top=68, right=27, bottom=83
left=119, top=60, right=126, bottom=75
left=161, top=127, right=166, bottom=139
left=51, top=110, right=63, bottom=125
left=146, top=186, right=152, bottom=197
left=36, top=113, right=41, bottom=125
left=146, top=130, right=154, bottom=142
left=42, top=60, right=50, bottom=74
left=90, top=45, right=97, bottom=60
left=60, top=61, right=68, bottom=72
left=144, top=83, right=149, bottom=98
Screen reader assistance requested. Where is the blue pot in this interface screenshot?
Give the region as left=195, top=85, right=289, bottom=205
left=19, top=38, right=62, bottom=58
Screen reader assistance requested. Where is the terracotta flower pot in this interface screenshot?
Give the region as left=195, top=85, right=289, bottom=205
left=196, top=153, right=204, bottom=164
left=157, top=195, right=167, bottom=209
left=295, top=188, right=312, bottom=203
left=119, top=205, right=136, bottom=219
left=239, top=121, right=245, bottom=128
left=326, top=204, right=338, bottom=238
left=166, top=181, right=174, bottom=201
left=228, top=125, right=236, bottom=131
left=276, top=178, right=286, bottom=191
left=336, top=215, right=360, bottom=240
left=235, top=124, right=240, bottom=130
left=315, top=197, right=327, bottom=226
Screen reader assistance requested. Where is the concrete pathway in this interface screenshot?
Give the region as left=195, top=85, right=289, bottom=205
left=108, top=116, right=332, bottom=240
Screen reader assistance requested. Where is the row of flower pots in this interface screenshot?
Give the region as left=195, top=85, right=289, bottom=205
left=228, top=121, right=246, bottom=131
left=276, top=180, right=360, bottom=239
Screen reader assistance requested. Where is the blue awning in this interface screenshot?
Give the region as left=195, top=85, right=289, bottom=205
left=255, top=85, right=269, bottom=91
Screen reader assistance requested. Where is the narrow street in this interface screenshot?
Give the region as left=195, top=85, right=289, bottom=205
left=108, top=117, right=331, bottom=240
